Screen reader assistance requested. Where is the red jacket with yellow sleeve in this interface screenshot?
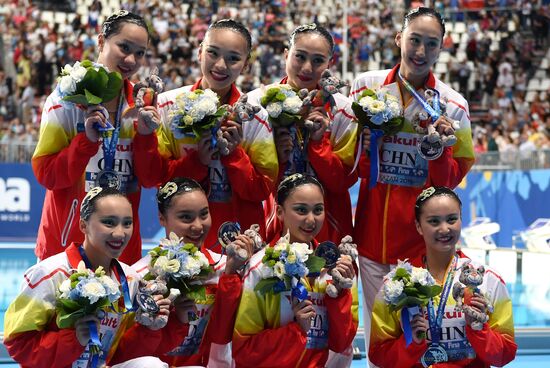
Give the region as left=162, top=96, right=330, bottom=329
left=232, top=239, right=359, bottom=367
left=31, top=81, right=143, bottom=264
left=133, top=80, right=278, bottom=251
left=3, top=243, right=188, bottom=368
left=369, top=253, right=517, bottom=367
left=350, top=65, right=475, bottom=264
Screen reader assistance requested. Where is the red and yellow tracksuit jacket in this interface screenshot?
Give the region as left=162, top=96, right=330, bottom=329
left=247, top=78, right=358, bottom=245
left=132, top=247, right=242, bottom=367
left=232, top=238, right=359, bottom=367
left=369, top=252, right=517, bottom=367
left=3, top=243, right=188, bottom=368
left=349, top=65, right=475, bottom=264
left=32, top=80, right=143, bottom=264
left=133, top=80, right=278, bottom=251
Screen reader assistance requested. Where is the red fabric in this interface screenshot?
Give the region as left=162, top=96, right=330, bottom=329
left=133, top=132, right=208, bottom=187
left=4, top=323, right=85, bottom=368
left=33, top=81, right=142, bottom=265
left=110, top=313, right=189, bottom=365
left=163, top=273, right=243, bottom=366
left=353, top=65, right=471, bottom=264
left=134, top=82, right=273, bottom=251
left=369, top=333, right=427, bottom=368
left=234, top=238, right=356, bottom=368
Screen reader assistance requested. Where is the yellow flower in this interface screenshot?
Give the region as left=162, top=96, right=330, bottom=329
left=188, top=92, right=198, bottom=100
left=183, top=115, right=194, bottom=126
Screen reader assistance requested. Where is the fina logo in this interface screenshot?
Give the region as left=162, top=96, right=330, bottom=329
left=0, top=178, right=31, bottom=221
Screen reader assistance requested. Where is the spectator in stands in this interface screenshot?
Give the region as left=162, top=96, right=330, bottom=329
left=349, top=7, right=475, bottom=361
left=32, top=11, right=152, bottom=265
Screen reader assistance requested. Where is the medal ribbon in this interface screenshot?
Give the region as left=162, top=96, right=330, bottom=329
left=368, top=129, right=384, bottom=188
left=285, top=126, right=308, bottom=175
left=427, top=255, right=458, bottom=346
left=101, top=95, right=124, bottom=171
left=397, top=69, right=440, bottom=123
left=78, top=246, right=134, bottom=314
left=401, top=305, right=420, bottom=346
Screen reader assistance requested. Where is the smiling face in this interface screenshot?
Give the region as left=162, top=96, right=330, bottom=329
left=277, top=183, right=325, bottom=244
left=285, top=33, right=332, bottom=91
left=198, top=28, right=249, bottom=97
left=80, top=195, right=133, bottom=264
left=159, top=190, right=211, bottom=247
left=97, top=22, right=148, bottom=79
left=396, top=14, right=443, bottom=85
left=415, top=195, right=462, bottom=255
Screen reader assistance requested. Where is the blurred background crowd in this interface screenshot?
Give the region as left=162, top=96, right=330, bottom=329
left=1, top=0, right=549, bottom=168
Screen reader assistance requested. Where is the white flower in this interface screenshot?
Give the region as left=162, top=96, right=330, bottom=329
left=266, top=102, right=283, bottom=118
left=283, top=96, right=302, bottom=114
left=366, top=99, right=386, bottom=114
left=99, top=275, right=121, bottom=302
left=388, top=101, right=401, bottom=117
left=180, top=256, right=201, bottom=278
left=59, top=279, right=72, bottom=298
left=77, top=261, right=87, bottom=273
left=383, top=279, right=404, bottom=304
left=70, top=65, right=88, bottom=83
left=385, top=93, right=399, bottom=103
left=80, top=280, right=107, bottom=304
left=289, top=242, right=312, bottom=263
left=59, top=75, right=77, bottom=95
left=160, top=232, right=182, bottom=248
left=358, top=96, right=374, bottom=109
left=195, top=251, right=210, bottom=268
left=411, top=267, right=435, bottom=286
left=261, top=265, right=275, bottom=278
left=395, top=259, right=413, bottom=274
left=273, top=261, right=285, bottom=280
left=61, top=64, right=73, bottom=76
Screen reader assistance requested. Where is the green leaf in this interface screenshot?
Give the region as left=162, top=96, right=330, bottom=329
left=185, top=285, right=206, bottom=301
left=80, top=60, right=94, bottom=68
left=84, top=89, right=102, bottom=105
left=254, top=277, right=281, bottom=295
left=103, top=71, right=123, bottom=103
left=305, top=255, right=326, bottom=274
left=56, top=309, right=86, bottom=329
left=62, top=94, right=90, bottom=106
left=394, top=268, right=409, bottom=278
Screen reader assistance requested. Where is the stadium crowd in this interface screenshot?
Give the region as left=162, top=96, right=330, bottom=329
left=0, top=0, right=549, bottom=165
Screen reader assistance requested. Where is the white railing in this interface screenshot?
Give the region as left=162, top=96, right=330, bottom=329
left=472, top=149, right=550, bottom=171
left=0, top=142, right=37, bottom=163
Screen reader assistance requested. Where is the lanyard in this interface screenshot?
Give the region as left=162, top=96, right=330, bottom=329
left=426, top=255, right=457, bottom=345
left=78, top=245, right=134, bottom=313
left=101, top=95, right=124, bottom=171
left=397, top=69, right=441, bottom=123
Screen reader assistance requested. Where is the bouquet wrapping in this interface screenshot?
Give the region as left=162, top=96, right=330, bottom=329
left=382, top=260, right=442, bottom=346
left=351, top=88, right=404, bottom=187
left=169, top=88, right=228, bottom=143
left=145, top=232, right=212, bottom=301
left=254, top=232, right=325, bottom=302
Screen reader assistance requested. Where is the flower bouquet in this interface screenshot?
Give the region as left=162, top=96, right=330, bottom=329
left=144, top=232, right=213, bottom=301
left=56, top=261, right=121, bottom=328
left=351, top=88, right=405, bottom=187
left=56, top=260, right=121, bottom=362
left=254, top=232, right=326, bottom=301
left=169, top=88, right=228, bottom=140
left=382, top=260, right=442, bottom=345
left=58, top=60, right=123, bottom=107
left=260, top=85, right=303, bottom=129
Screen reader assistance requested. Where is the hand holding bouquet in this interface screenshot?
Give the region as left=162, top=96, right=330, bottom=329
left=58, top=60, right=123, bottom=108
left=350, top=87, right=405, bottom=186
left=56, top=261, right=121, bottom=361
left=254, top=232, right=325, bottom=302
left=260, top=85, right=304, bottom=129
left=145, top=232, right=212, bottom=301
left=382, top=260, right=442, bottom=345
